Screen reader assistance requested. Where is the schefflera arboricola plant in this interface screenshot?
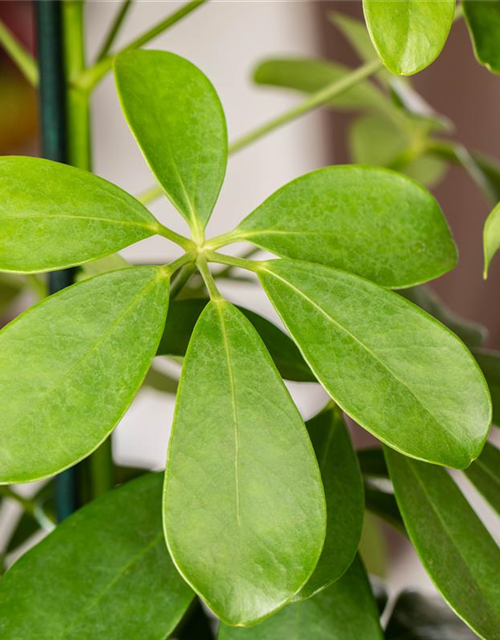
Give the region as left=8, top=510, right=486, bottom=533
left=0, top=49, right=493, bottom=637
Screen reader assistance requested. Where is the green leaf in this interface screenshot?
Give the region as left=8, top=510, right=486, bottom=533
left=0, top=473, right=193, bottom=639
left=294, top=406, right=364, bottom=601
left=164, top=300, right=326, bottom=626
left=253, top=58, right=392, bottom=114
left=363, top=0, right=455, bottom=75
left=472, top=349, right=500, bottom=426
left=483, top=201, right=500, bottom=277
left=238, top=166, right=457, bottom=289
left=217, top=556, right=383, bottom=640
left=464, top=1, right=500, bottom=74
left=0, top=273, right=24, bottom=315
left=386, top=590, right=479, bottom=640
left=259, top=260, right=491, bottom=469
left=385, top=448, right=500, bottom=640
left=157, top=299, right=314, bottom=382
left=349, top=115, right=447, bottom=188
left=115, top=50, right=227, bottom=235
left=0, top=267, right=169, bottom=483
left=329, top=12, right=381, bottom=66
left=401, top=285, right=488, bottom=349
left=0, top=157, right=158, bottom=273
left=464, top=441, right=500, bottom=515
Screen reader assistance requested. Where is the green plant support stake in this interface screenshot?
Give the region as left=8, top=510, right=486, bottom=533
left=35, top=0, right=77, bottom=521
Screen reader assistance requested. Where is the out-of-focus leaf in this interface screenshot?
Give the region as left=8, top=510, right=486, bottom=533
left=363, top=0, right=455, bottom=75
left=386, top=590, right=479, bottom=639
left=294, top=406, right=364, bottom=601
left=359, top=513, right=387, bottom=578
left=0, top=274, right=24, bottom=316
left=401, top=285, right=488, bottom=349
left=473, top=349, right=500, bottom=426
left=464, top=1, right=500, bottom=74
left=464, top=441, right=500, bottom=514
left=349, top=115, right=447, bottom=188
left=218, top=557, right=383, bottom=640
left=78, top=253, right=130, bottom=280
left=0, top=474, right=194, bottom=639
left=157, top=299, right=314, bottom=382
left=253, top=57, right=392, bottom=115
left=386, top=448, right=500, bottom=640
left=143, top=365, right=179, bottom=394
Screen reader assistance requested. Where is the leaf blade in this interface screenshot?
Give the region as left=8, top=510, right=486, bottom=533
left=0, top=473, right=193, bottom=639
left=0, top=267, right=169, bottom=483
left=0, top=156, right=158, bottom=273
left=164, top=300, right=326, bottom=626
left=385, top=448, right=500, bottom=640
left=238, top=166, right=457, bottom=289
left=464, top=1, right=500, bottom=74
left=464, top=441, right=500, bottom=515
left=114, top=50, right=227, bottom=233
left=259, top=260, right=491, bottom=468
left=363, top=0, right=455, bottom=75
left=294, top=406, right=364, bottom=601
left=218, top=556, right=383, bottom=640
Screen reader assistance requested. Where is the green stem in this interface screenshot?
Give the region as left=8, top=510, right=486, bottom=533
left=197, top=258, right=221, bottom=300
left=205, top=251, right=262, bottom=274
left=0, top=19, right=38, bottom=86
left=95, top=0, right=134, bottom=62
left=155, top=223, right=195, bottom=251
left=139, top=58, right=383, bottom=205
left=0, top=486, right=55, bottom=531
left=75, top=0, right=208, bottom=92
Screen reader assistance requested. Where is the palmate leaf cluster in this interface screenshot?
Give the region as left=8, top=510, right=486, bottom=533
left=0, top=3, right=499, bottom=639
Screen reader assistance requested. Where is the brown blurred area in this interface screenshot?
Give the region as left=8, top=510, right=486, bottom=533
left=318, top=1, right=500, bottom=348
left=0, top=1, right=37, bottom=155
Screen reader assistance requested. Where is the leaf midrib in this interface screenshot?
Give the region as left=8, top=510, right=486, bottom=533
left=1, top=213, right=156, bottom=232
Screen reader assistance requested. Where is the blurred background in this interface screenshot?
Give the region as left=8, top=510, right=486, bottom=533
left=0, top=0, right=499, bottom=602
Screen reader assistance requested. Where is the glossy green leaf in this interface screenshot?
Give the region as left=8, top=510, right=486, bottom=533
left=473, top=349, right=500, bottom=426
left=386, top=590, right=478, bottom=640
left=164, top=300, right=326, bottom=626
left=217, top=556, right=383, bottom=640
left=363, top=0, right=455, bottom=75
left=401, top=285, right=488, bottom=349
left=253, top=58, right=391, bottom=114
left=259, top=260, right=491, bottom=468
left=0, top=156, right=158, bottom=273
left=115, top=50, right=227, bottom=234
left=294, top=406, right=364, bottom=601
left=239, top=167, right=457, bottom=289
left=464, top=1, right=500, bottom=74
left=157, top=299, right=314, bottom=382
left=483, top=201, right=500, bottom=277
left=0, top=473, right=193, bottom=639
left=0, top=267, right=169, bottom=483
left=386, top=448, right=500, bottom=640
left=464, top=441, right=500, bottom=515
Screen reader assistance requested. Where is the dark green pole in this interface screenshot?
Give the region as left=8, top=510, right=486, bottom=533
left=35, top=0, right=78, bottom=521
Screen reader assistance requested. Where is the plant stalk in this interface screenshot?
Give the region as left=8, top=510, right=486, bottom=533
left=0, top=19, right=38, bottom=86
left=75, top=0, right=208, bottom=92
left=95, top=0, right=134, bottom=62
